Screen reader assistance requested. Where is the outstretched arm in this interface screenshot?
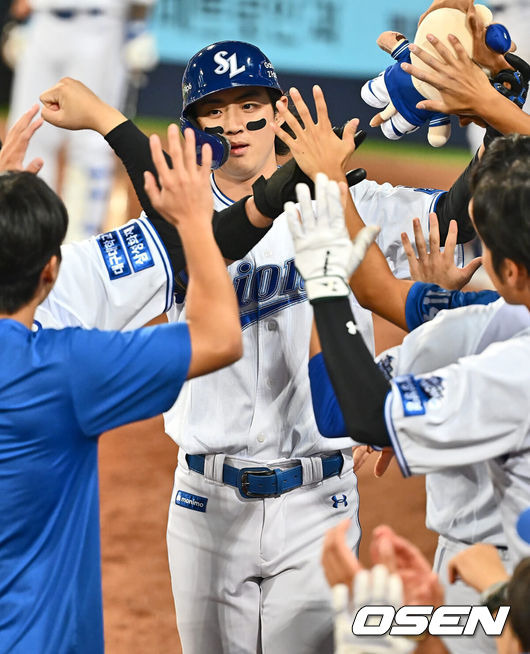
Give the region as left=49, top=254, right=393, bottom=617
left=144, top=126, right=242, bottom=378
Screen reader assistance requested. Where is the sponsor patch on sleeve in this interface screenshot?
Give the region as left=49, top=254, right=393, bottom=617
left=175, top=490, right=208, bottom=513
left=118, top=222, right=154, bottom=273
left=395, top=374, right=445, bottom=417
left=96, top=230, right=131, bottom=280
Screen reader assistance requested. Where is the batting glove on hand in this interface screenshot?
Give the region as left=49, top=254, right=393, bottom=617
left=333, top=567, right=415, bottom=654
left=285, top=173, right=379, bottom=302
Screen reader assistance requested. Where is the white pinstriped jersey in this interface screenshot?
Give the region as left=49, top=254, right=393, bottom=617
left=162, top=174, right=448, bottom=460
left=382, top=299, right=530, bottom=560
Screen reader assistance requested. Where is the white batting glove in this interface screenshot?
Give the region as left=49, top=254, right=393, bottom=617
left=123, top=22, right=159, bottom=72
left=285, top=173, right=379, bottom=302
left=333, top=566, right=415, bottom=654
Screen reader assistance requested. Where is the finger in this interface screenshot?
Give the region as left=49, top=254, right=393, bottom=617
left=315, top=172, right=330, bottom=228
left=312, top=84, right=332, bottom=129
left=408, top=42, right=446, bottom=72
left=271, top=119, right=296, bottom=149
left=341, top=119, right=359, bottom=147
left=428, top=212, right=440, bottom=253
left=413, top=217, right=428, bottom=260
left=423, top=33, right=457, bottom=66
left=353, top=446, right=371, bottom=472
left=12, top=104, right=40, bottom=132
left=374, top=449, right=394, bottom=477
left=295, top=182, right=316, bottom=231
left=25, top=158, right=44, bottom=174
left=166, top=124, right=185, bottom=174
left=275, top=100, right=304, bottom=139
left=181, top=124, right=196, bottom=172
left=401, top=61, right=442, bottom=88
left=416, top=98, right=445, bottom=113
left=447, top=33, right=472, bottom=63
left=338, top=180, right=349, bottom=213
left=289, top=87, right=315, bottom=131
left=24, top=116, right=44, bottom=139
left=150, top=133, right=171, bottom=181
left=352, top=225, right=380, bottom=262
left=401, top=231, right=419, bottom=278
left=285, top=201, right=304, bottom=242
left=200, top=142, right=212, bottom=172
left=444, top=219, right=458, bottom=258
left=143, top=170, right=161, bottom=206
left=377, top=537, right=397, bottom=574
left=447, top=558, right=458, bottom=584
left=326, top=178, right=344, bottom=233
left=460, top=256, right=482, bottom=284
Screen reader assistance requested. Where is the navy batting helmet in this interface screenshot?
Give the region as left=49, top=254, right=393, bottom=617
left=181, top=40, right=283, bottom=117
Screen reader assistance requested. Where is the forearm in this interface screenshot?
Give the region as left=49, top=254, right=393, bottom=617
left=312, top=298, right=391, bottom=447
left=480, top=90, right=530, bottom=135
left=343, top=192, right=411, bottom=329
left=180, top=225, right=241, bottom=367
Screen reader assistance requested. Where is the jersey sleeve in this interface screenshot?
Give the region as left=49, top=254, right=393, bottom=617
left=36, top=215, right=174, bottom=330
left=308, top=352, right=348, bottom=437
left=384, top=333, right=530, bottom=477
left=351, top=180, right=457, bottom=279
left=68, top=322, right=191, bottom=436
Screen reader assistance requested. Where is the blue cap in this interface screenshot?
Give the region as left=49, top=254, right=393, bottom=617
left=517, top=507, right=530, bottom=544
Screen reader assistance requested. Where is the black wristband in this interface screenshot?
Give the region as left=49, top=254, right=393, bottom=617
left=313, top=298, right=391, bottom=447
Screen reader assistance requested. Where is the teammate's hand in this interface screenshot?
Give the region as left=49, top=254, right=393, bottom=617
left=144, top=125, right=213, bottom=233
left=322, top=519, right=362, bottom=589
left=371, top=525, right=445, bottom=607
left=447, top=543, right=509, bottom=592
left=0, top=104, right=43, bottom=174
left=401, top=212, right=481, bottom=289
left=272, top=85, right=360, bottom=182
left=401, top=34, right=494, bottom=116
left=353, top=446, right=394, bottom=477
left=40, top=77, right=126, bottom=135
left=285, top=174, right=379, bottom=301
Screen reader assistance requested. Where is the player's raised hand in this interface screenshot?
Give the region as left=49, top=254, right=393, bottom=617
left=286, top=173, right=379, bottom=301
left=322, top=519, right=362, bottom=589
left=0, top=104, right=43, bottom=174
left=401, top=212, right=481, bottom=289
left=144, top=125, right=213, bottom=233
left=40, top=77, right=126, bottom=135
left=447, top=543, right=509, bottom=591
left=272, top=85, right=361, bottom=182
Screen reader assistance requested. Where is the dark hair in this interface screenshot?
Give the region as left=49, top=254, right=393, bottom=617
left=507, top=557, right=530, bottom=651
left=470, top=135, right=530, bottom=277
left=0, top=172, right=68, bottom=314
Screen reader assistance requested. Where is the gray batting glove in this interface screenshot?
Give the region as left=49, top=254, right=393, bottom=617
left=285, top=173, right=380, bottom=302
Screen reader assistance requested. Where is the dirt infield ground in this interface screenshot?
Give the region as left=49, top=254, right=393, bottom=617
left=95, top=140, right=470, bottom=652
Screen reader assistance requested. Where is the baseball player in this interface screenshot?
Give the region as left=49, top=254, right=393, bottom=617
left=0, top=127, right=242, bottom=653
left=6, top=0, right=157, bottom=242
left=276, top=84, right=529, bottom=654
left=35, top=42, right=482, bottom=652
left=287, top=135, right=529, bottom=638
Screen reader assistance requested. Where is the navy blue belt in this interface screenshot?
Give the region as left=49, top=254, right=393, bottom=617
left=51, top=8, right=103, bottom=19
left=186, top=453, right=343, bottom=499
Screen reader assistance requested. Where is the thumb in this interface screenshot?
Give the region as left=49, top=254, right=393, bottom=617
left=341, top=118, right=359, bottom=145
left=25, top=158, right=44, bottom=175
left=353, top=225, right=380, bottom=256
left=461, top=256, right=482, bottom=284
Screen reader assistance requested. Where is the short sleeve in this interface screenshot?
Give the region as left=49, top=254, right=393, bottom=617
left=384, top=334, right=530, bottom=477
left=37, top=216, right=174, bottom=330
left=68, top=322, right=191, bottom=436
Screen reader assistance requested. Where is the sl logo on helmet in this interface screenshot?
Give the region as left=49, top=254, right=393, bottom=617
left=213, top=51, right=246, bottom=78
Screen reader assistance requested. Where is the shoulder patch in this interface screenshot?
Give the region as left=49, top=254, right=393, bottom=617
left=96, top=231, right=131, bottom=280
left=394, top=374, right=445, bottom=416
left=118, top=222, right=154, bottom=273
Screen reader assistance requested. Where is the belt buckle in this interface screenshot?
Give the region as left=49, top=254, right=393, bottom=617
left=238, top=467, right=276, bottom=499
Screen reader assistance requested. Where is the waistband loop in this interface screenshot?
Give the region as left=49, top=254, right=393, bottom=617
left=300, top=456, right=324, bottom=486
left=203, top=453, right=226, bottom=484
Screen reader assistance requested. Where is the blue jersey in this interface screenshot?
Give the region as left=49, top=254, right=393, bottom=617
left=0, top=319, right=190, bottom=654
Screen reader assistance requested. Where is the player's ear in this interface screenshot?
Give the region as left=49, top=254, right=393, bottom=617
left=274, top=95, right=289, bottom=125
left=503, top=258, right=529, bottom=292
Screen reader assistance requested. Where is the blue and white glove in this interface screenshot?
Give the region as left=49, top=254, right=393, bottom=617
left=285, top=173, right=379, bottom=302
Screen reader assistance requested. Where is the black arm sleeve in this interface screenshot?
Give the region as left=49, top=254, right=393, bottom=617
left=435, top=151, right=479, bottom=244
left=105, top=120, right=272, bottom=275
left=313, top=298, right=391, bottom=447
